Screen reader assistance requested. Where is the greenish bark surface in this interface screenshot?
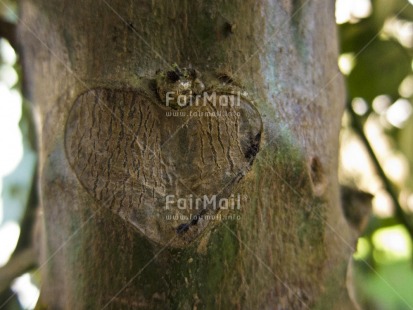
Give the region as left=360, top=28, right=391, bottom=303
left=19, top=0, right=353, bottom=308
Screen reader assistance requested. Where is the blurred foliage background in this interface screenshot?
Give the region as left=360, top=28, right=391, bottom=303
left=338, top=0, right=413, bottom=309
left=0, top=0, right=413, bottom=309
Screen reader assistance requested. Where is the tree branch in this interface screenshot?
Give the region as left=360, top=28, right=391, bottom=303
left=0, top=18, right=17, bottom=50
left=347, top=105, right=413, bottom=241
left=0, top=247, right=36, bottom=295
left=14, top=169, right=38, bottom=254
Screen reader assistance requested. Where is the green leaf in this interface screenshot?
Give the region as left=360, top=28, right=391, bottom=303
left=347, top=39, right=411, bottom=102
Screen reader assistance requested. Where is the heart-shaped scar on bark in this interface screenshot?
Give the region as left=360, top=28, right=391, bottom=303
left=65, top=70, right=262, bottom=248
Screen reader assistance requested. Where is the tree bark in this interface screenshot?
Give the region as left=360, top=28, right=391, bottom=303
left=18, top=0, right=353, bottom=308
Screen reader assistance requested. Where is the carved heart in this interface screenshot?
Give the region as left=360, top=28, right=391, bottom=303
left=65, top=87, right=262, bottom=247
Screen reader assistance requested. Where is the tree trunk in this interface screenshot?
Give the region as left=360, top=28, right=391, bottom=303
left=19, top=0, right=353, bottom=308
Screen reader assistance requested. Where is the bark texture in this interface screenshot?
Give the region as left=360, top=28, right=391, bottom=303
left=19, top=0, right=353, bottom=308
